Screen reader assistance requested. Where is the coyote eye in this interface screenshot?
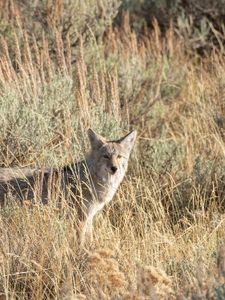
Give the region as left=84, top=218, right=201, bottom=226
left=103, top=154, right=110, bottom=159
left=117, top=155, right=122, bottom=159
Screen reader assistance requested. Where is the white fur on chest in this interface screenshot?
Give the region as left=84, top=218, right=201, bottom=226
left=88, top=201, right=105, bottom=219
left=87, top=169, right=125, bottom=220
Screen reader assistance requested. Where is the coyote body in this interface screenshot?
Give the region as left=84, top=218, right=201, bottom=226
left=0, top=129, right=137, bottom=242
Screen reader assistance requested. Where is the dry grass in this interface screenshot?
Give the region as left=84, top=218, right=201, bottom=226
left=0, top=2, right=224, bottom=299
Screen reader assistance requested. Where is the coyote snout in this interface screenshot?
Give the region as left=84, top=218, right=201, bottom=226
left=103, top=153, right=120, bottom=175
left=110, top=166, right=117, bottom=174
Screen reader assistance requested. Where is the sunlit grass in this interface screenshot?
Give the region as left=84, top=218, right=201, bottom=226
left=0, top=2, right=224, bottom=299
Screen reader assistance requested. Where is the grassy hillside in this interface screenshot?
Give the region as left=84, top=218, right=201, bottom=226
left=0, top=1, right=224, bottom=299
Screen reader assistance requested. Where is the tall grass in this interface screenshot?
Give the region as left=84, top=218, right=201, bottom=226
left=0, top=2, right=224, bottom=299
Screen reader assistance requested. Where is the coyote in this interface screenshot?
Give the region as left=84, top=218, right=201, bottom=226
left=0, top=129, right=137, bottom=243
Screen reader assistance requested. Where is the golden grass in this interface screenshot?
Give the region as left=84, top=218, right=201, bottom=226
left=0, top=3, right=224, bottom=299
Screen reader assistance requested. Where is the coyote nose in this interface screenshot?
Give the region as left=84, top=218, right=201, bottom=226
left=111, top=166, right=118, bottom=174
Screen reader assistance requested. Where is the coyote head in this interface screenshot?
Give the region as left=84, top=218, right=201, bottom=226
left=87, top=128, right=137, bottom=181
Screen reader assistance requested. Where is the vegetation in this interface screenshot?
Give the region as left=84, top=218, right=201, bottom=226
left=0, top=1, right=224, bottom=299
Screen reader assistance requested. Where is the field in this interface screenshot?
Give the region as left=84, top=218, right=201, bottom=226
left=0, top=1, right=225, bottom=299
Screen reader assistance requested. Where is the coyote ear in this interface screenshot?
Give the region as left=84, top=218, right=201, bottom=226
left=87, top=128, right=105, bottom=150
left=118, top=130, right=137, bottom=153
